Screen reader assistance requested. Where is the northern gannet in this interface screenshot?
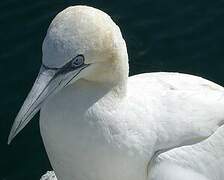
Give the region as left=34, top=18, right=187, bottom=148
left=8, top=5, right=224, bottom=180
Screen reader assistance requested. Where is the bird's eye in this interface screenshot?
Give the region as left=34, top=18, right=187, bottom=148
left=71, top=55, right=84, bottom=67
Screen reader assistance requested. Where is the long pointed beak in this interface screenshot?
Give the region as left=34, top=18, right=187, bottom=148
left=8, top=66, right=58, bottom=144
left=8, top=64, right=88, bottom=144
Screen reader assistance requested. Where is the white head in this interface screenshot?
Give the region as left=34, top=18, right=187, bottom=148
left=43, top=5, right=128, bottom=83
left=8, top=5, right=129, bottom=143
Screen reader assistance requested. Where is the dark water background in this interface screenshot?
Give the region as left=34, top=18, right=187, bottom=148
left=0, top=0, right=224, bottom=179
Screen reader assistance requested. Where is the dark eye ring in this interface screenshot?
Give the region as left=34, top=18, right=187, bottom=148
left=71, top=55, right=84, bottom=67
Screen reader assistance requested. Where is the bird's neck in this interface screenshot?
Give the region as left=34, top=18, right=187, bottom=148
left=85, top=45, right=129, bottom=98
left=102, top=41, right=129, bottom=98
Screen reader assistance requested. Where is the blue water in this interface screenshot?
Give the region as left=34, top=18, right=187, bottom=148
left=1, top=0, right=224, bottom=179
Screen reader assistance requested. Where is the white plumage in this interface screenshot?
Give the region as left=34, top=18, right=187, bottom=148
left=40, top=126, right=224, bottom=180
left=9, top=5, right=224, bottom=180
left=150, top=125, right=224, bottom=180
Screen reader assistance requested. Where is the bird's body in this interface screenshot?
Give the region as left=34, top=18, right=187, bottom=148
left=40, top=126, right=224, bottom=180
left=40, top=72, right=224, bottom=180
left=8, top=5, right=224, bottom=180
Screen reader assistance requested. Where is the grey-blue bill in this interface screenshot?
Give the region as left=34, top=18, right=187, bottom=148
left=8, top=64, right=89, bottom=144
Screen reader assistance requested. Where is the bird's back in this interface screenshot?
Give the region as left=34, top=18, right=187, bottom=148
left=127, top=72, right=224, bottom=152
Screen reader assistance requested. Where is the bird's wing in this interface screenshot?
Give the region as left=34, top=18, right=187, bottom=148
left=149, top=162, right=211, bottom=180
left=128, top=72, right=224, bottom=151
left=150, top=125, right=224, bottom=180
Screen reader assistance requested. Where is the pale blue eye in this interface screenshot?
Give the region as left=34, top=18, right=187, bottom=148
left=72, top=55, right=84, bottom=67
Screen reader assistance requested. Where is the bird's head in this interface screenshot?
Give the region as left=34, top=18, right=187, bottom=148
left=8, top=5, right=128, bottom=144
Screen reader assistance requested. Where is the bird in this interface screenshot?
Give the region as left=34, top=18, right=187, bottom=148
left=8, top=5, right=224, bottom=180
